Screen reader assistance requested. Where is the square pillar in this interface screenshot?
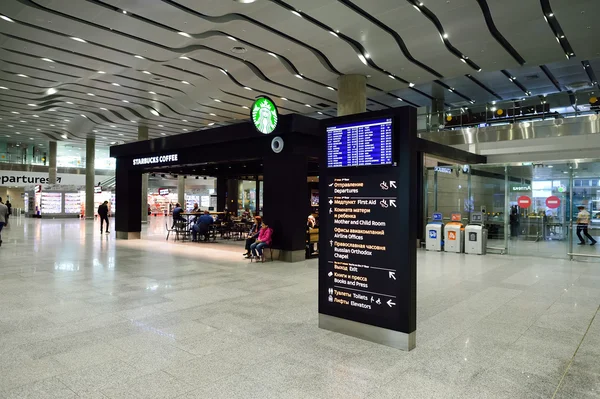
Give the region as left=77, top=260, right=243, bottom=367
left=216, top=177, right=227, bottom=211
left=263, top=153, right=308, bottom=262
left=115, top=158, right=142, bottom=239
left=226, top=179, right=239, bottom=214
left=85, top=138, right=95, bottom=219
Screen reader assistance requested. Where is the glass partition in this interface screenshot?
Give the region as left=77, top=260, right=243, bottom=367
left=424, top=159, right=600, bottom=261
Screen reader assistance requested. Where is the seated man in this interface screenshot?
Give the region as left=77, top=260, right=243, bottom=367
left=243, top=216, right=262, bottom=258
left=192, top=211, right=214, bottom=242
left=172, top=203, right=185, bottom=228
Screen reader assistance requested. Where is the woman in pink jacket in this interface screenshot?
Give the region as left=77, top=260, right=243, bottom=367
left=250, top=221, right=273, bottom=261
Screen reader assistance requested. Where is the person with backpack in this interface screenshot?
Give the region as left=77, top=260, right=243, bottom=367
left=98, top=201, right=110, bottom=234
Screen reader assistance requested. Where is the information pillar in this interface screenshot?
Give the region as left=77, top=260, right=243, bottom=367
left=319, top=108, right=417, bottom=351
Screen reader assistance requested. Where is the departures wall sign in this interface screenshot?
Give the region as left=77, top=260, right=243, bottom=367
left=251, top=96, right=278, bottom=134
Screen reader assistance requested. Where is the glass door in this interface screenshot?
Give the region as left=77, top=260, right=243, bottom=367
left=569, top=161, right=600, bottom=261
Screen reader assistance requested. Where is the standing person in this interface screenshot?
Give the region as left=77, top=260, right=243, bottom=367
left=509, top=206, right=519, bottom=238
left=98, top=200, right=110, bottom=234
left=0, top=198, right=8, bottom=247
left=576, top=205, right=597, bottom=245
left=243, top=216, right=262, bottom=258
left=250, top=221, right=273, bottom=262
left=4, top=200, right=11, bottom=226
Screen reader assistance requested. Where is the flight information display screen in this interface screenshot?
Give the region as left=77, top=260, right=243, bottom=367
left=327, top=118, right=393, bottom=168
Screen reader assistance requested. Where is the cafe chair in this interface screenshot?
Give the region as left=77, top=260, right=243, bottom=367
left=165, top=222, right=177, bottom=241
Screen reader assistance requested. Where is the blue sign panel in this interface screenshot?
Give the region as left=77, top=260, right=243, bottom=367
left=428, top=230, right=438, bottom=239
left=327, top=118, right=393, bottom=168
left=432, top=212, right=443, bottom=222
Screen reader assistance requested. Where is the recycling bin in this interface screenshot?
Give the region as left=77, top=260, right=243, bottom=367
left=426, top=223, right=443, bottom=251
left=464, top=225, right=487, bottom=255
left=444, top=222, right=464, bottom=253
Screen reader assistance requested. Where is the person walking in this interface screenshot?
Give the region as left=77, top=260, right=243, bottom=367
left=5, top=200, right=11, bottom=226
left=0, top=197, right=8, bottom=247
left=576, top=205, right=597, bottom=245
left=98, top=200, right=110, bottom=234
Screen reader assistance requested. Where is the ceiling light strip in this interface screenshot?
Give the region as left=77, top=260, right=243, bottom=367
left=540, top=0, right=575, bottom=59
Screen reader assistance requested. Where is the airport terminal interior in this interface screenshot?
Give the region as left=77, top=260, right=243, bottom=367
left=1, top=0, right=600, bottom=398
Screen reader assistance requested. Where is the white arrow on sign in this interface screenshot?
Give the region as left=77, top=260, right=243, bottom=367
left=390, top=181, right=397, bottom=188
left=389, top=200, right=397, bottom=208
left=387, top=299, right=396, bottom=307
left=389, top=271, right=396, bottom=280
left=328, top=271, right=333, bottom=277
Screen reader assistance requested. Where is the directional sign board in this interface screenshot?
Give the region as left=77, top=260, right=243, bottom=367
left=319, top=109, right=417, bottom=351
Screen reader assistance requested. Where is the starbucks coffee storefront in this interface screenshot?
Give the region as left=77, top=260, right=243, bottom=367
left=110, top=100, right=321, bottom=262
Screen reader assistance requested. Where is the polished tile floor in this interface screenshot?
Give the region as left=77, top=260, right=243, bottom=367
left=0, top=216, right=599, bottom=398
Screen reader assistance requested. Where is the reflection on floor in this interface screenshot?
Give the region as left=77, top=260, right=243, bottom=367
left=0, top=216, right=599, bottom=398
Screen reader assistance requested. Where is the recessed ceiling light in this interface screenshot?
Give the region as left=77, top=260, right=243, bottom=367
left=183, top=128, right=188, bottom=131
left=442, top=33, right=449, bottom=39
left=41, top=58, right=54, bottom=62
left=327, top=86, right=335, bottom=91
left=15, top=132, right=20, bottom=134
left=97, top=70, right=106, bottom=74
left=36, top=128, right=41, bottom=130
left=66, top=101, right=74, bottom=104
left=181, top=81, right=190, bottom=85
left=244, top=87, right=252, bottom=90
left=27, top=103, right=36, bottom=107
left=100, top=107, right=108, bottom=111
left=142, top=71, right=152, bottom=75
left=397, top=98, right=403, bottom=101
left=281, top=97, right=288, bottom=101
left=122, top=10, right=127, bottom=14
left=214, top=99, right=222, bottom=102
left=178, top=32, right=191, bottom=38
left=317, top=112, right=323, bottom=115
left=548, top=13, right=554, bottom=17
left=295, top=74, right=303, bottom=79
left=148, top=91, right=156, bottom=95
left=110, top=125, right=116, bottom=128
left=150, top=109, right=159, bottom=116
left=208, top=122, right=215, bottom=126
left=131, top=120, right=136, bottom=123
left=118, top=133, right=124, bottom=136
left=409, top=83, right=415, bottom=87
left=227, top=36, right=237, bottom=41
left=0, top=15, right=15, bottom=22
left=87, top=93, right=95, bottom=96
left=20, top=120, right=26, bottom=123
left=112, top=83, right=120, bottom=86
left=64, top=119, right=70, bottom=122
left=50, top=124, right=55, bottom=126
left=71, top=37, right=86, bottom=43
left=101, top=136, right=107, bottom=139
left=10, top=112, right=19, bottom=114
left=209, top=113, right=216, bottom=116
left=17, top=74, right=28, bottom=78
left=29, top=137, right=34, bottom=140
left=242, top=105, right=249, bottom=109
left=161, top=133, right=166, bottom=136
left=122, top=100, right=129, bottom=103
left=158, top=124, right=164, bottom=127
left=267, top=52, right=278, bottom=58
left=291, top=10, right=302, bottom=17
left=62, top=134, right=67, bottom=139
left=33, top=115, right=39, bottom=118
left=305, top=104, right=312, bottom=107
left=134, top=55, right=145, bottom=59
left=181, top=119, right=188, bottom=122
left=0, top=86, right=8, bottom=90
left=7, top=124, right=13, bottom=127
left=220, top=69, right=228, bottom=75
left=4, top=135, right=9, bottom=137
left=330, top=31, right=338, bottom=37
left=179, top=56, right=191, bottom=60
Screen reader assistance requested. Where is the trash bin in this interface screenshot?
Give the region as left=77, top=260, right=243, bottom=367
left=444, top=222, right=464, bottom=253
left=464, top=225, right=487, bottom=255
left=426, top=223, right=443, bottom=251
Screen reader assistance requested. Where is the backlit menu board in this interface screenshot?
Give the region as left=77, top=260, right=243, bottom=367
left=327, top=118, right=393, bottom=168
left=320, top=174, right=402, bottom=331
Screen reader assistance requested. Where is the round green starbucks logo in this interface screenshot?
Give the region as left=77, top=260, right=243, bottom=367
left=251, top=96, right=278, bottom=134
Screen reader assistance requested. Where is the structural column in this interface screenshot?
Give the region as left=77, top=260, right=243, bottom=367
left=48, top=141, right=57, bottom=184
left=138, top=126, right=149, bottom=223
left=177, top=176, right=185, bottom=208
left=263, top=151, right=308, bottom=262
left=115, top=158, right=142, bottom=239
left=226, top=179, right=239, bottom=214
left=431, top=84, right=445, bottom=129
left=85, top=138, right=95, bottom=220
left=337, top=75, right=367, bottom=116
left=216, top=177, right=227, bottom=211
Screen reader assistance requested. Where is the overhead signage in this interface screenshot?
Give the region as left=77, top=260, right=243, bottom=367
left=0, top=171, right=110, bottom=187
left=511, top=185, right=532, bottom=192
left=132, top=154, right=178, bottom=166
left=434, top=166, right=452, bottom=174
left=158, top=188, right=170, bottom=196
left=546, top=196, right=561, bottom=209
left=327, top=118, right=393, bottom=168
left=518, top=195, right=532, bottom=209
left=322, top=175, right=403, bottom=330
left=432, top=212, right=443, bottom=222
left=251, top=96, right=278, bottom=134
left=94, top=186, right=102, bottom=194
left=34, top=184, right=42, bottom=193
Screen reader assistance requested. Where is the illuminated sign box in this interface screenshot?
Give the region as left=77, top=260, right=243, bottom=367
left=132, top=154, right=178, bottom=166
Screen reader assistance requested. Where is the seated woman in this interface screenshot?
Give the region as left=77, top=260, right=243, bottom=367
left=249, top=221, right=273, bottom=262
left=243, top=216, right=262, bottom=258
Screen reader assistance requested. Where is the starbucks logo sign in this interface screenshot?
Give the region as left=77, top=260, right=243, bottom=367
left=251, top=96, right=278, bottom=134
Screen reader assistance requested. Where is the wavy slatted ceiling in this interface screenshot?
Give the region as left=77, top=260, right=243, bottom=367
left=0, top=0, right=598, bottom=148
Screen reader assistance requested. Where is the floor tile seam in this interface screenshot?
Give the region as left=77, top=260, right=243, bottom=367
left=551, top=303, right=600, bottom=399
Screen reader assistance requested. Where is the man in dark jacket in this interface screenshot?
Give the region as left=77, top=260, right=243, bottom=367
left=98, top=201, right=109, bottom=234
